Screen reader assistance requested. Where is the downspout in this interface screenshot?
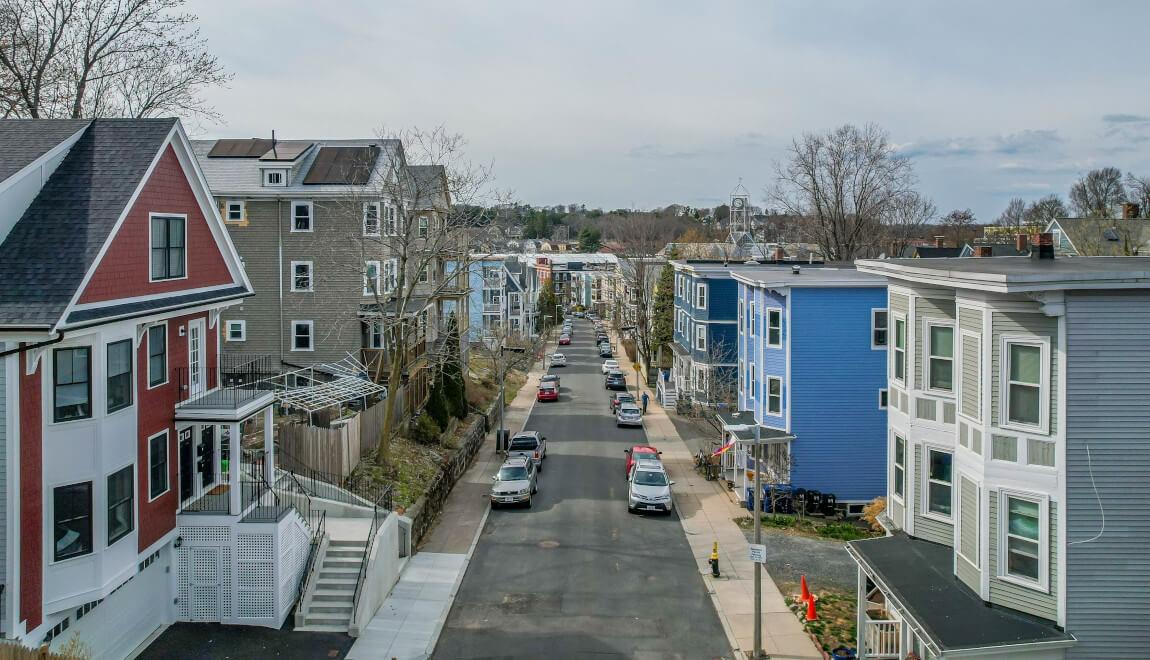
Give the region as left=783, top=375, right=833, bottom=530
left=278, top=198, right=285, bottom=366
left=0, top=332, right=65, bottom=358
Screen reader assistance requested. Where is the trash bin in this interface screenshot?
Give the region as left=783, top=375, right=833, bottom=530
left=496, top=429, right=510, bottom=452
left=805, top=490, right=823, bottom=516
left=821, top=492, right=838, bottom=518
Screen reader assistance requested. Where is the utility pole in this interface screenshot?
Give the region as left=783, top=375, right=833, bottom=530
left=495, top=343, right=525, bottom=450
left=753, top=423, right=763, bottom=659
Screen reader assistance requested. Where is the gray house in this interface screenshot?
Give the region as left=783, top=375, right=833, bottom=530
left=849, top=248, right=1150, bottom=659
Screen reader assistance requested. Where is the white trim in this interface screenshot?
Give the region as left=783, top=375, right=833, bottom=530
left=996, top=489, right=1051, bottom=593
left=146, top=429, right=170, bottom=502
left=47, top=478, right=95, bottom=565
left=695, top=324, right=706, bottom=351
left=878, top=388, right=888, bottom=410
left=67, top=282, right=242, bottom=315
left=765, top=375, right=782, bottom=416
left=146, top=212, right=189, bottom=284
left=892, top=312, right=907, bottom=385
left=223, top=200, right=245, bottom=224
left=956, top=473, right=980, bottom=569
left=291, top=320, right=315, bottom=352
left=105, top=463, right=136, bottom=548
left=290, top=200, right=314, bottom=232
left=224, top=319, right=246, bottom=342
left=290, top=260, right=314, bottom=293
left=871, top=308, right=889, bottom=349
left=695, top=282, right=707, bottom=310
left=765, top=307, right=782, bottom=348
left=146, top=322, right=168, bottom=390
left=364, top=260, right=381, bottom=296
left=922, top=444, right=954, bottom=522
left=891, top=431, right=906, bottom=505
left=998, top=335, right=1050, bottom=435
left=262, top=168, right=287, bottom=187
left=363, top=201, right=382, bottom=237
left=923, top=318, right=956, bottom=396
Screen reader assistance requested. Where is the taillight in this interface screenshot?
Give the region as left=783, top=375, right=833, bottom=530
left=534, top=451, right=540, bottom=459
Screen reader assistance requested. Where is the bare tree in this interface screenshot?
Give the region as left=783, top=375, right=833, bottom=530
left=995, top=197, right=1028, bottom=230
left=939, top=208, right=978, bottom=247
left=881, top=191, right=936, bottom=256
left=1070, top=167, right=1126, bottom=218
left=0, top=0, right=228, bottom=120
left=769, top=123, right=916, bottom=260
left=1023, top=194, right=1069, bottom=227
left=607, top=214, right=674, bottom=377
left=1124, top=173, right=1150, bottom=216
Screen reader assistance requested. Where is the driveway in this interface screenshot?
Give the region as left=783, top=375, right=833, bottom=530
left=433, top=320, right=731, bottom=659
left=137, top=622, right=352, bottom=660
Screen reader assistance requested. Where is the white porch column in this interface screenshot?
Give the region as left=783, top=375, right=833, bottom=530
left=228, top=421, right=242, bottom=515
left=263, top=406, right=275, bottom=477
left=857, top=566, right=868, bottom=659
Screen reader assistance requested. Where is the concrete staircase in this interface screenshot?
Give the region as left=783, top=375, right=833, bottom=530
left=297, top=538, right=366, bottom=631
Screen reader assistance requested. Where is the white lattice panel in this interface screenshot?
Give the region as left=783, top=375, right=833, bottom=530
left=238, top=533, right=273, bottom=559
left=237, top=590, right=275, bottom=619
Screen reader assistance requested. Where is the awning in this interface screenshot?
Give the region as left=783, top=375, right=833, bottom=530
left=716, top=410, right=793, bottom=443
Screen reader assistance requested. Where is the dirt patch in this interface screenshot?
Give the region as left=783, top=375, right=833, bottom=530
left=789, top=589, right=857, bottom=657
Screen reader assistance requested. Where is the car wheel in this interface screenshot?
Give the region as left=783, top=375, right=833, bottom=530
left=525, top=497, right=533, bottom=509
left=532, top=483, right=538, bottom=494
left=627, top=505, right=636, bottom=514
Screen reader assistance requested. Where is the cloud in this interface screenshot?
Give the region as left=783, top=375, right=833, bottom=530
left=893, top=137, right=981, bottom=159
left=625, top=144, right=706, bottom=160
left=896, top=130, right=1062, bottom=160
left=993, top=129, right=1062, bottom=155
left=1102, top=113, right=1150, bottom=124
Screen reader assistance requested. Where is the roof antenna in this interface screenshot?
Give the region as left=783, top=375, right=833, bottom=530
left=271, top=129, right=278, bottom=159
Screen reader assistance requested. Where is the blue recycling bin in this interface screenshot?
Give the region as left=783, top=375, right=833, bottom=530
left=744, top=484, right=794, bottom=513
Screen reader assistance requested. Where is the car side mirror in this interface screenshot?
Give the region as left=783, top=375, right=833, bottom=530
left=624, top=449, right=631, bottom=454
left=658, top=451, right=663, bottom=455
left=491, top=475, right=498, bottom=480
left=669, top=480, right=676, bottom=486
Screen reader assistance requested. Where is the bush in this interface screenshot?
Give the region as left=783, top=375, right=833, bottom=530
left=426, top=376, right=450, bottom=428
left=411, top=414, right=442, bottom=445
left=817, top=522, right=870, bottom=541
left=861, top=496, right=887, bottom=533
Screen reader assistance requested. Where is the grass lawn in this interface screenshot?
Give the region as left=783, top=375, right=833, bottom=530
left=734, top=513, right=880, bottom=542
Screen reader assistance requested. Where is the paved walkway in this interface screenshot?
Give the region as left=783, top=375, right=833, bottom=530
left=345, top=363, right=544, bottom=660
left=613, top=343, right=822, bottom=659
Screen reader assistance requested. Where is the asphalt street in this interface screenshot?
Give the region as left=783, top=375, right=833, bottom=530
left=433, top=319, right=731, bottom=660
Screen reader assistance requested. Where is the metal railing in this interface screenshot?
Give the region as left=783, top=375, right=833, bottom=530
left=293, top=507, right=326, bottom=618
left=274, top=443, right=393, bottom=509
left=349, top=485, right=394, bottom=623
left=174, top=354, right=279, bottom=409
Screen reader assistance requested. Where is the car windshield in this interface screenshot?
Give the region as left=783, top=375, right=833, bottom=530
left=620, top=406, right=640, bottom=414
left=498, top=466, right=529, bottom=481
left=633, top=470, right=668, bottom=486
left=509, top=437, right=538, bottom=450
left=618, top=394, right=635, bottom=402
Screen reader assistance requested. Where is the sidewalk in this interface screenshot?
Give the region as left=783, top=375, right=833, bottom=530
left=345, top=362, right=544, bottom=660
left=613, top=342, right=822, bottom=660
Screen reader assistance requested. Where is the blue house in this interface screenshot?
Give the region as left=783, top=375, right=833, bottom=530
left=454, top=256, right=528, bottom=342
left=668, top=261, right=741, bottom=405
left=730, top=266, right=888, bottom=510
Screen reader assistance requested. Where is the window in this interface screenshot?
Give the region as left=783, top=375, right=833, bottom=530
left=291, top=261, right=313, bottom=292
left=1006, top=342, right=1043, bottom=428
left=766, top=309, right=782, bottom=347
left=695, top=324, right=706, bottom=351
left=363, top=202, right=381, bottom=236
left=107, top=466, right=133, bottom=545
left=748, top=300, right=756, bottom=333
left=872, top=310, right=888, bottom=347
left=418, top=215, right=429, bottom=238
left=893, top=317, right=906, bottom=382
left=676, top=310, right=684, bottom=333
left=291, top=201, right=313, bottom=232
left=106, top=340, right=132, bottom=413
left=147, top=325, right=167, bottom=387
left=53, top=482, right=92, bottom=562
left=767, top=376, right=782, bottom=415
left=418, top=265, right=429, bottom=284
left=364, top=260, right=381, bottom=296
left=149, top=215, right=186, bottom=281
left=225, top=200, right=245, bottom=223
left=362, top=319, right=383, bottom=349
left=384, top=259, right=398, bottom=292
left=54, top=347, right=92, bottom=422
left=927, top=323, right=955, bottom=392
left=263, top=169, right=286, bottom=186
left=926, top=448, right=953, bottom=517
left=738, top=299, right=744, bottom=332
left=384, top=204, right=397, bottom=236
left=226, top=320, right=246, bottom=342
left=696, top=283, right=707, bottom=309
left=892, top=435, right=905, bottom=500
left=879, top=389, right=888, bottom=409
left=1002, top=494, right=1044, bottom=585
left=148, top=431, right=169, bottom=499
left=292, top=321, right=314, bottom=351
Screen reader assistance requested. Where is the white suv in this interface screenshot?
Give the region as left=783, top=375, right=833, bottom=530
left=627, top=459, right=674, bottom=515
left=601, top=358, right=620, bottom=374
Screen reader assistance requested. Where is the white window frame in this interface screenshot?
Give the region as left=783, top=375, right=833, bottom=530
left=224, top=200, right=245, bottom=223
left=766, top=308, right=782, bottom=348
left=956, top=473, right=980, bottom=570
left=225, top=320, right=246, bottom=342
left=892, top=313, right=907, bottom=385
left=999, top=336, right=1050, bottom=435
left=748, top=300, right=756, bottom=334
left=418, top=215, right=429, bottom=238
left=696, top=282, right=707, bottom=309
left=676, top=310, right=685, bottom=334
left=418, top=264, right=429, bottom=284
left=738, top=298, right=745, bottom=334
left=146, top=323, right=168, bottom=390
left=364, top=260, right=381, bottom=296
left=871, top=309, right=889, bottom=349
left=922, top=445, right=954, bottom=521
left=363, top=201, right=381, bottom=237
left=291, top=320, right=314, bottom=352
left=695, top=324, right=706, bottom=351
left=384, top=204, right=398, bottom=236
left=364, top=318, right=384, bottom=349
left=384, top=258, right=398, bottom=292
left=924, top=319, right=956, bottom=395
left=290, top=261, right=313, bottom=292
left=291, top=200, right=313, bottom=232
left=891, top=433, right=905, bottom=503
left=263, top=169, right=287, bottom=187
left=997, top=489, right=1050, bottom=592
left=878, top=388, right=888, bottom=409
left=766, top=376, right=782, bottom=416
left=147, top=429, right=170, bottom=502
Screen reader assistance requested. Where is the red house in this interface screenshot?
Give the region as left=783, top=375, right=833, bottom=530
left=0, top=119, right=313, bottom=657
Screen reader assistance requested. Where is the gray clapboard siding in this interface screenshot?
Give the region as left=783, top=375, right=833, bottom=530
left=1064, top=292, right=1150, bottom=658
left=889, top=291, right=909, bottom=318
left=961, top=333, right=981, bottom=419
left=988, top=494, right=1058, bottom=622
left=956, top=476, right=980, bottom=593
left=912, top=445, right=953, bottom=546
left=990, top=311, right=1058, bottom=435
left=913, top=296, right=956, bottom=390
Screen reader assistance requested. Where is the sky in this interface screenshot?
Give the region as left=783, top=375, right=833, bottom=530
left=184, top=0, right=1150, bottom=221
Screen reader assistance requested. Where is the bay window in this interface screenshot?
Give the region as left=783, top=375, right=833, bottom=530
left=893, top=435, right=905, bottom=500
left=54, top=347, right=92, bottom=422
left=893, top=317, right=906, bottom=382
left=1006, top=342, right=1043, bottom=428
left=1002, top=493, right=1045, bottom=586
left=106, top=340, right=132, bottom=413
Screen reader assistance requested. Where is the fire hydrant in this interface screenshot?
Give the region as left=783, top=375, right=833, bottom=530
left=709, top=541, right=721, bottom=577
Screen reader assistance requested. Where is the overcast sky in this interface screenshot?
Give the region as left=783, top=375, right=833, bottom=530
left=185, top=0, right=1150, bottom=220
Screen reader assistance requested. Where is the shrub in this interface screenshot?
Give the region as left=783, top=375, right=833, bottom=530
left=411, top=414, right=442, bottom=445
left=861, top=496, right=887, bottom=533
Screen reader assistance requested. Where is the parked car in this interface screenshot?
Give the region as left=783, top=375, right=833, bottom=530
left=490, top=456, right=538, bottom=508
left=610, top=392, right=636, bottom=412
left=601, top=359, right=620, bottom=374
left=574, top=311, right=585, bottom=318
left=599, top=344, right=613, bottom=358
left=616, top=403, right=643, bottom=427
left=558, top=334, right=571, bottom=345
left=541, top=373, right=560, bottom=388
left=537, top=382, right=559, bottom=402
left=605, top=370, right=627, bottom=391
left=627, top=459, right=674, bottom=514
left=506, top=431, right=546, bottom=470
left=624, top=445, right=662, bottom=477
left=549, top=353, right=567, bottom=367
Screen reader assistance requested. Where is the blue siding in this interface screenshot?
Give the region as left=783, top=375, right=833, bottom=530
left=706, top=323, right=738, bottom=363
left=704, top=278, right=738, bottom=321
left=760, top=287, right=787, bottom=425
left=788, top=287, right=888, bottom=502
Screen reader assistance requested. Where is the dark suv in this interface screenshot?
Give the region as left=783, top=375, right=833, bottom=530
left=605, top=370, right=627, bottom=391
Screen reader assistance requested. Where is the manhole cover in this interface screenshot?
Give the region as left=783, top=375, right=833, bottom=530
left=538, top=540, right=560, bottom=549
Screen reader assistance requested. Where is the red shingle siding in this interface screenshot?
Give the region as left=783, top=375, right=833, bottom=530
left=78, top=145, right=234, bottom=304
left=19, top=351, right=42, bottom=631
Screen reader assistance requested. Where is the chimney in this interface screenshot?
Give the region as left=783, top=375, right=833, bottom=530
left=1123, top=202, right=1141, bottom=219
left=974, top=246, right=992, bottom=258
left=1015, top=234, right=1028, bottom=253
left=934, top=235, right=946, bottom=248
left=773, top=246, right=786, bottom=261
left=1030, top=232, right=1055, bottom=260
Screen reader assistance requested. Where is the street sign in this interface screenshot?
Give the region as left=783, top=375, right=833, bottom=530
left=747, top=543, right=767, bottom=564
left=632, top=363, right=641, bottom=371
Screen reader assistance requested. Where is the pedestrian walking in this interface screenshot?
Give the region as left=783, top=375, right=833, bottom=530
left=641, top=391, right=649, bottom=413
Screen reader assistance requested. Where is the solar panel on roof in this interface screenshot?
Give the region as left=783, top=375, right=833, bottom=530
left=259, top=141, right=314, bottom=162
left=207, top=138, right=274, bottom=158
left=302, top=146, right=380, bottom=185
left=1104, top=227, right=1120, bottom=241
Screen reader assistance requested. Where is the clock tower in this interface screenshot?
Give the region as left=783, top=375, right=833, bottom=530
left=729, top=180, right=750, bottom=238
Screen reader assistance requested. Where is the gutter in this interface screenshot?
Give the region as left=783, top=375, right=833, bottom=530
left=0, top=332, right=65, bottom=359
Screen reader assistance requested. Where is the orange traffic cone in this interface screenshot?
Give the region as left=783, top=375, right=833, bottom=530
left=800, top=575, right=812, bottom=603
left=805, top=595, right=818, bottom=622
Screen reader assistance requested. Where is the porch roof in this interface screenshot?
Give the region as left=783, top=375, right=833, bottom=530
left=848, top=533, right=1073, bottom=654
left=716, top=411, right=793, bottom=443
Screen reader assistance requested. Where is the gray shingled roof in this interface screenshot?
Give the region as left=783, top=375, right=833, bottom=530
left=0, top=118, right=177, bottom=327
left=0, top=119, right=91, bottom=182
left=408, top=164, right=448, bottom=208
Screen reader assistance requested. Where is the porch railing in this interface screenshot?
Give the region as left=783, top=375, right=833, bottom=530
left=174, top=354, right=279, bottom=408
left=863, top=619, right=902, bottom=659
left=350, top=486, right=394, bottom=624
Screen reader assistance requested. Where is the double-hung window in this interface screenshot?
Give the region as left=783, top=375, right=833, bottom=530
left=748, top=301, right=756, bottom=334
left=291, top=261, right=313, bottom=292
left=695, top=325, right=706, bottom=351
left=872, top=310, right=888, bottom=347
left=418, top=215, right=429, bottom=238
left=364, top=260, right=381, bottom=296
left=766, top=309, right=782, bottom=347
left=696, top=283, right=707, bottom=309
left=1002, top=493, right=1045, bottom=586
left=225, top=200, right=245, bottom=223
left=54, top=347, right=92, bottom=422
left=738, top=299, right=744, bottom=332
left=106, top=340, right=132, bottom=413
left=926, top=448, right=953, bottom=517
left=148, top=431, right=169, bottom=499
left=150, top=215, right=186, bottom=280
left=292, top=201, right=313, bottom=232
left=384, top=205, right=397, bottom=236
left=766, top=376, right=782, bottom=415
left=53, top=482, right=92, bottom=561
left=893, top=317, right=906, bottom=382
left=1005, top=341, right=1043, bottom=428
left=892, top=435, right=905, bottom=500
left=927, top=323, right=955, bottom=392
left=292, top=321, right=314, bottom=351
left=363, top=202, right=381, bottom=236
left=384, top=259, right=398, bottom=292
left=226, top=320, right=246, bottom=342
left=107, top=466, right=134, bottom=545
left=418, top=264, right=429, bottom=284
left=148, top=325, right=167, bottom=387
left=363, top=319, right=384, bottom=349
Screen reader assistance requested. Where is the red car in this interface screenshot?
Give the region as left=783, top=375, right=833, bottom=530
left=558, top=335, right=571, bottom=345
left=624, top=444, right=662, bottom=476
left=537, top=383, right=559, bottom=402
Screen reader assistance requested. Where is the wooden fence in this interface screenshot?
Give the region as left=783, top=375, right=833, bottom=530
left=0, top=643, right=74, bottom=660
left=277, top=400, right=391, bottom=478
